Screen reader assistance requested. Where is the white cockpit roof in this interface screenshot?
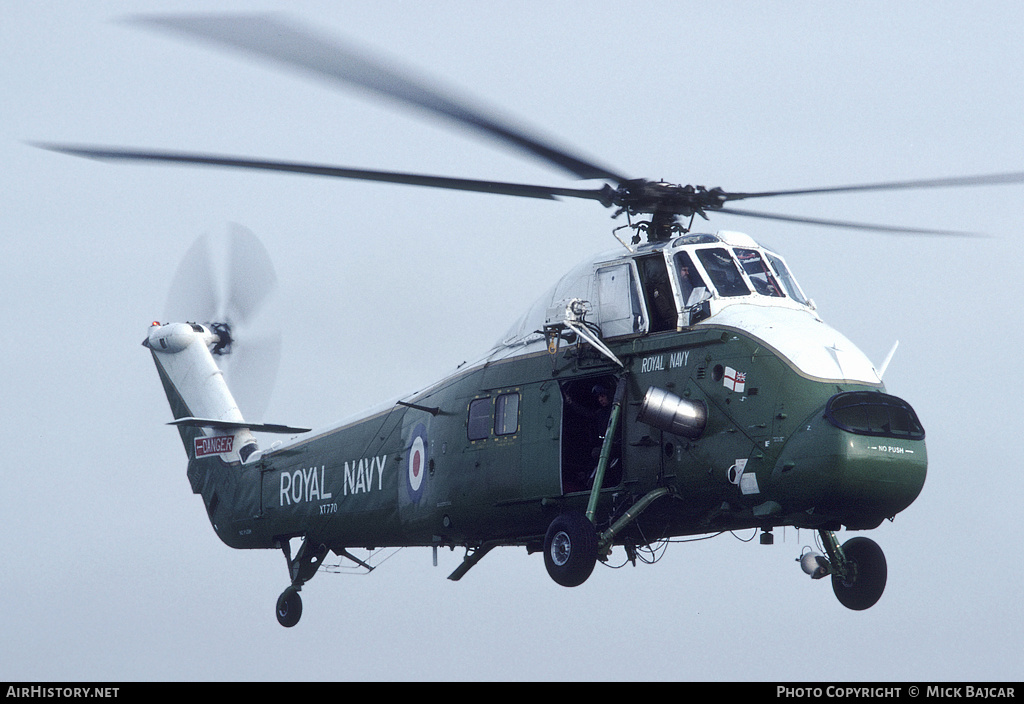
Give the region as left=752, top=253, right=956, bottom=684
left=495, top=230, right=814, bottom=350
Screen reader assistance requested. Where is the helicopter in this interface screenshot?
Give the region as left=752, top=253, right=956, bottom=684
left=38, top=14, right=1024, bottom=628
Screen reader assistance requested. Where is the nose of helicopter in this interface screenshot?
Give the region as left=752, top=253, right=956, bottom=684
left=773, top=391, right=927, bottom=529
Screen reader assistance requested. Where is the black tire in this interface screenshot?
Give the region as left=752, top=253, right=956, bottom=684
left=832, top=537, right=887, bottom=611
left=543, top=512, right=598, bottom=587
left=276, top=586, right=303, bottom=627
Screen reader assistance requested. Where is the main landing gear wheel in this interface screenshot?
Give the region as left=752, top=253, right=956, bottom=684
left=832, top=537, right=887, bottom=611
left=276, top=586, right=303, bottom=628
left=543, top=511, right=598, bottom=587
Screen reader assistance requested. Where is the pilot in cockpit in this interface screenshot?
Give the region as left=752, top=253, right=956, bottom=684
left=675, top=253, right=710, bottom=308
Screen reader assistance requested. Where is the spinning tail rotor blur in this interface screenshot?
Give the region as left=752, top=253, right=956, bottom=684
left=163, top=224, right=282, bottom=422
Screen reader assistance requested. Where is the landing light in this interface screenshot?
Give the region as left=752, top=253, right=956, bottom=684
left=799, top=550, right=830, bottom=579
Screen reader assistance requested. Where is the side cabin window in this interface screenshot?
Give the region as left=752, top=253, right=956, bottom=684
left=467, top=398, right=491, bottom=441
left=696, top=248, right=749, bottom=297
left=595, top=263, right=643, bottom=337
left=734, top=248, right=784, bottom=297
left=766, top=252, right=809, bottom=305
left=636, top=255, right=676, bottom=333
left=495, top=392, right=520, bottom=436
left=467, top=393, right=521, bottom=441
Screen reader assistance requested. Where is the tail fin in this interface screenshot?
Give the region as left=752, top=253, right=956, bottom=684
left=146, top=320, right=309, bottom=472
left=145, top=321, right=261, bottom=467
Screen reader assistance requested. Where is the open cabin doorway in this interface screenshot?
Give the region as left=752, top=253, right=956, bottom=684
left=559, top=374, right=623, bottom=494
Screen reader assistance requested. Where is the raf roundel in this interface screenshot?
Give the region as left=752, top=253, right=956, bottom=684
left=407, top=423, right=428, bottom=502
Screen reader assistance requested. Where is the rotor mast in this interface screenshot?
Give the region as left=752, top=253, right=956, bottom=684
left=608, top=180, right=729, bottom=242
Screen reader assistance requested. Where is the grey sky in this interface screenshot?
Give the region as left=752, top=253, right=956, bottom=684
left=2, top=1, right=1021, bottom=681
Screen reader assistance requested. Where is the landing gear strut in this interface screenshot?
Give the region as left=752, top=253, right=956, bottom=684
left=275, top=536, right=328, bottom=627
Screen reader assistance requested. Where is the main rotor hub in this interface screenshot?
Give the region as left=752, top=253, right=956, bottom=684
left=610, top=180, right=728, bottom=241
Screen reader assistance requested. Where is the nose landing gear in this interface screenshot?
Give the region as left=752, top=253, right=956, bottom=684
left=799, top=531, right=888, bottom=611
left=829, top=535, right=887, bottom=611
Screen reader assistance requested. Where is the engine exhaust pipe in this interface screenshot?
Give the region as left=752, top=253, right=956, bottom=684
left=637, top=386, right=707, bottom=439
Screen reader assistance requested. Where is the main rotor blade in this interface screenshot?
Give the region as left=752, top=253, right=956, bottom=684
left=722, top=171, right=1024, bottom=201
left=34, top=143, right=615, bottom=203
left=716, top=206, right=984, bottom=237
left=129, top=13, right=628, bottom=183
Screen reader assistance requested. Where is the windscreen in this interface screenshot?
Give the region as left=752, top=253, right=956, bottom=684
left=734, top=248, right=784, bottom=297
left=695, top=248, right=749, bottom=297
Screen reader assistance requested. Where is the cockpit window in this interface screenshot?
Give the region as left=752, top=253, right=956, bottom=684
left=734, top=248, right=784, bottom=297
left=673, top=252, right=710, bottom=308
left=765, top=252, right=809, bottom=305
left=696, top=248, right=749, bottom=297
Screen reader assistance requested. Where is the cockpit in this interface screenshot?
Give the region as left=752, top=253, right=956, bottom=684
left=657, top=232, right=811, bottom=326
left=497, top=230, right=814, bottom=350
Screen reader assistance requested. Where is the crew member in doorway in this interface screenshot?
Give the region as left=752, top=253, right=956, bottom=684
left=564, top=383, right=618, bottom=490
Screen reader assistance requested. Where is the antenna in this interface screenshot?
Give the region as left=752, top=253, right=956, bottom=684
left=877, top=340, right=899, bottom=379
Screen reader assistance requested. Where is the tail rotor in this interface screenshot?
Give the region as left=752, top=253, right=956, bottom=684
left=164, top=223, right=283, bottom=421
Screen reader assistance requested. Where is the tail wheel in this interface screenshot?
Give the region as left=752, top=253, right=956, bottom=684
left=276, top=586, right=303, bottom=627
left=832, top=537, right=887, bottom=611
left=543, top=512, right=598, bottom=587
